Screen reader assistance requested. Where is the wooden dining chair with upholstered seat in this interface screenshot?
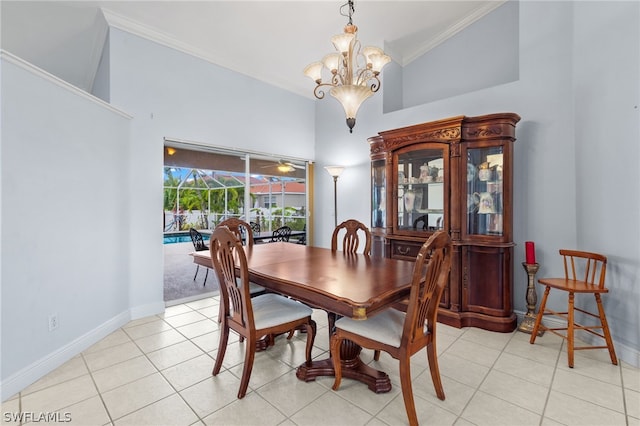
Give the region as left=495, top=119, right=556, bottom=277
left=210, top=226, right=316, bottom=399
left=530, top=249, right=618, bottom=368
left=217, top=218, right=254, bottom=248
left=331, top=219, right=372, bottom=255
left=189, top=228, right=209, bottom=285
left=328, top=219, right=372, bottom=331
left=330, top=230, right=452, bottom=426
left=215, top=218, right=266, bottom=328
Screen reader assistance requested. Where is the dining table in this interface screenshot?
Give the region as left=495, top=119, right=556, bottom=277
left=191, top=241, right=416, bottom=393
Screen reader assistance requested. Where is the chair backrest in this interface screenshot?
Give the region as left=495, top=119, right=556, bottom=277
left=402, top=230, right=452, bottom=345
left=270, top=225, right=292, bottom=242
left=209, top=226, right=255, bottom=333
left=217, top=218, right=254, bottom=247
left=249, top=221, right=261, bottom=234
left=331, top=219, right=372, bottom=255
left=189, top=228, right=208, bottom=251
left=560, top=249, right=607, bottom=289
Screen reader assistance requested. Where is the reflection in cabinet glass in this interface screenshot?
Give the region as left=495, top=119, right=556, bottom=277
left=369, top=113, right=520, bottom=332
left=396, top=148, right=445, bottom=233
left=372, top=159, right=386, bottom=229
left=467, top=147, right=504, bottom=235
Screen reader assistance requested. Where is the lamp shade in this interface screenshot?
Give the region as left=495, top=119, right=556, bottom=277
left=324, top=166, right=345, bottom=178
left=331, top=32, right=355, bottom=53
left=330, top=85, right=374, bottom=120
left=369, top=53, right=391, bottom=73
left=303, top=62, right=324, bottom=82
left=322, top=53, right=341, bottom=72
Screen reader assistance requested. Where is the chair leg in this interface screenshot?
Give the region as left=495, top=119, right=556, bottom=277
left=530, top=286, right=550, bottom=344
left=373, top=350, right=381, bottom=361
left=330, top=334, right=343, bottom=391
left=567, top=292, right=575, bottom=368
left=203, top=268, right=208, bottom=286
left=237, top=337, right=256, bottom=399
left=399, top=356, right=418, bottom=426
left=426, top=341, right=445, bottom=400
left=193, top=265, right=200, bottom=281
left=595, top=293, right=618, bottom=365
left=212, top=320, right=229, bottom=376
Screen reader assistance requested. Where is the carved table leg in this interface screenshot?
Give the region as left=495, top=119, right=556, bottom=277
left=296, top=339, right=392, bottom=393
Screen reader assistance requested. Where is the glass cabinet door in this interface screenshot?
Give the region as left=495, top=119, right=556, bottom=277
left=371, top=159, right=386, bottom=228
left=395, top=147, right=445, bottom=233
left=466, top=146, right=504, bottom=236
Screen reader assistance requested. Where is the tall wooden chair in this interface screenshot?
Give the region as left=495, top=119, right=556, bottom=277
left=328, top=219, right=372, bottom=331
left=330, top=230, right=452, bottom=426
left=217, top=218, right=254, bottom=248
left=331, top=219, right=372, bottom=255
left=530, top=249, right=618, bottom=368
left=210, top=226, right=316, bottom=399
left=215, top=218, right=266, bottom=323
left=188, top=228, right=209, bottom=285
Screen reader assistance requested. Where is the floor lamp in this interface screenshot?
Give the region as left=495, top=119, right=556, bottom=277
left=324, top=166, right=344, bottom=228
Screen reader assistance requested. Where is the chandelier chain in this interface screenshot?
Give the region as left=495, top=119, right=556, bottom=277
left=340, top=0, right=355, bottom=25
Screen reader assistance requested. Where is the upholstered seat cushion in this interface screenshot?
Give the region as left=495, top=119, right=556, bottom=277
left=234, top=277, right=265, bottom=295
left=252, top=293, right=312, bottom=330
left=249, top=282, right=266, bottom=294
left=335, top=308, right=405, bottom=348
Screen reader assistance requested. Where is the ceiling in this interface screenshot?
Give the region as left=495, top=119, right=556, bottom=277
left=1, top=1, right=504, bottom=99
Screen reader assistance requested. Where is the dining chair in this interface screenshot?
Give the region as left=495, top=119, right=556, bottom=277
left=217, top=218, right=255, bottom=248
left=270, top=225, right=292, bottom=242
left=189, top=228, right=209, bottom=285
left=328, top=219, right=372, bottom=331
left=530, top=249, right=618, bottom=368
left=210, top=226, right=316, bottom=399
left=330, top=219, right=372, bottom=255
left=215, top=218, right=266, bottom=323
left=330, top=230, right=452, bottom=426
left=249, top=221, right=261, bottom=234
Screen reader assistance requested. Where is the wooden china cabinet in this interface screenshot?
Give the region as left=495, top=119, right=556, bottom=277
left=370, top=113, right=521, bottom=332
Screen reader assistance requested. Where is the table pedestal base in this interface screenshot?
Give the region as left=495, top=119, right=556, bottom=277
left=295, top=339, right=392, bottom=393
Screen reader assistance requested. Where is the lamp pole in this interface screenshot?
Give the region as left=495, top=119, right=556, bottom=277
left=324, top=166, right=345, bottom=228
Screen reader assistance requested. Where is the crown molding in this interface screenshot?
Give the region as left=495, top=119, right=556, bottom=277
left=1, top=50, right=132, bottom=119
left=401, top=1, right=507, bottom=67
left=100, top=8, right=214, bottom=66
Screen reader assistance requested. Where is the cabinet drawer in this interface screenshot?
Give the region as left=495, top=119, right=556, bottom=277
left=390, top=240, right=422, bottom=260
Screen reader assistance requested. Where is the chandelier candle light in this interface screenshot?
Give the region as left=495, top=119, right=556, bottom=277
left=304, top=0, right=391, bottom=133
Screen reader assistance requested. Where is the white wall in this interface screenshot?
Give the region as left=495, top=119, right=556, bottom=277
left=313, top=1, right=640, bottom=366
left=104, top=28, right=316, bottom=319
left=573, top=1, right=640, bottom=361
left=1, top=52, right=133, bottom=397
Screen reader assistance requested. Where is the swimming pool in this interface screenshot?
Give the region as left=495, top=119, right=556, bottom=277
left=163, top=232, right=210, bottom=245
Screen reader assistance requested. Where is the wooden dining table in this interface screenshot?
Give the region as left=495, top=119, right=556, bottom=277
left=191, top=242, right=416, bottom=393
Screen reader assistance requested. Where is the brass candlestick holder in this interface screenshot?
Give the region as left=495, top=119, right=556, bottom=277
left=518, top=262, right=544, bottom=336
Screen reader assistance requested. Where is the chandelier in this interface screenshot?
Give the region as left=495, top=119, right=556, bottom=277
left=303, top=0, right=391, bottom=133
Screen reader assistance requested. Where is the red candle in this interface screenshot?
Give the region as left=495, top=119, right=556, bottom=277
left=525, top=241, right=536, bottom=264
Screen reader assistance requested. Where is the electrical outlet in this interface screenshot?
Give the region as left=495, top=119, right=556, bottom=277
left=48, top=314, right=59, bottom=331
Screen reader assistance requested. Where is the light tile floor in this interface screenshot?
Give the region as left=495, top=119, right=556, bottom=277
left=3, top=295, right=639, bottom=425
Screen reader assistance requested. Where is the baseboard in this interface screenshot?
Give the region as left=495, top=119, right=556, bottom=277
left=0, top=311, right=130, bottom=401
left=129, top=301, right=166, bottom=320
left=514, top=309, right=639, bottom=368
left=165, top=291, right=218, bottom=307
